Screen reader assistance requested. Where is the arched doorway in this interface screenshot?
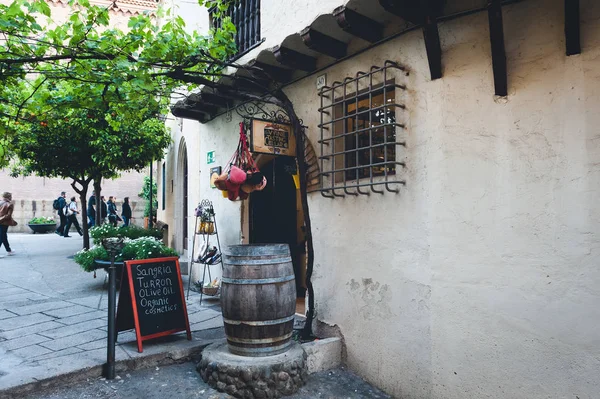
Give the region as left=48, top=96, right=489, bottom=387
left=176, top=138, right=189, bottom=254
left=249, top=156, right=306, bottom=298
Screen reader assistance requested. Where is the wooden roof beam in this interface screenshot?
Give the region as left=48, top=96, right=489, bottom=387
left=272, top=46, right=317, bottom=72
left=565, top=0, right=581, bottom=56
left=423, top=15, right=442, bottom=80
left=488, top=0, right=508, bottom=96
left=300, top=27, right=348, bottom=59
left=196, top=92, right=232, bottom=108
left=171, top=106, right=211, bottom=123
left=333, top=6, right=383, bottom=43
left=247, top=59, right=293, bottom=83
left=378, top=0, right=423, bottom=24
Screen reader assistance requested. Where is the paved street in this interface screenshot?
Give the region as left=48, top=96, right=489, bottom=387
left=0, top=233, right=223, bottom=394
left=25, top=363, right=391, bottom=399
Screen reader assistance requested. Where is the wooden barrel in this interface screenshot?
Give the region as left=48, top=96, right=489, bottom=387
left=221, top=244, right=296, bottom=357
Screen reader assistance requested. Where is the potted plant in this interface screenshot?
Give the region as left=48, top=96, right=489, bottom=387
left=27, top=216, right=57, bottom=234
left=74, top=224, right=177, bottom=284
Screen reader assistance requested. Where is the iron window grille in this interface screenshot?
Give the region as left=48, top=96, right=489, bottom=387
left=210, top=0, right=262, bottom=60
left=316, top=61, right=407, bottom=198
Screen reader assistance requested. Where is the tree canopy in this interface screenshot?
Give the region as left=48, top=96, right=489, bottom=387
left=0, top=0, right=237, bottom=165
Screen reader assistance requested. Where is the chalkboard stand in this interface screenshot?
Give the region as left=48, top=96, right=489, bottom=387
left=116, top=256, right=191, bottom=353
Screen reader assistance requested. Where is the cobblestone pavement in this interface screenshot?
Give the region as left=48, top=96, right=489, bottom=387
left=0, top=233, right=224, bottom=392
left=25, top=362, right=392, bottom=399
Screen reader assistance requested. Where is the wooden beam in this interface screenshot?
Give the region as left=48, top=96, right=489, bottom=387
left=422, top=16, right=442, bottom=80
left=378, top=0, right=423, bottom=24
left=333, top=6, right=383, bottom=43
left=300, top=27, right=347, bottom=59
left=272, top=46, right=317, bottom=72
left=170, top=106, right=211, bottom=123
left=247, top=59, right=293, bottom=82
left=232, top=76, right=271, bottom=94
left=565, top=0, right=581, bottom=56
left=196, top=92, right=232, bottom=108
left=488, top=0, right=507, bottom=96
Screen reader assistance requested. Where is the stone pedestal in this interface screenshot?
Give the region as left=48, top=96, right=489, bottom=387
left=197, top=340, right=308, bottom=398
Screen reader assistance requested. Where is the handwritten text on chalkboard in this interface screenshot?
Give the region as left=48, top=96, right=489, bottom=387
left=135, top=264, right=178, bottom=315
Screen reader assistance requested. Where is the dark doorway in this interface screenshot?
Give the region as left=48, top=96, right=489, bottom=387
left=250, top=157, right=304, bottom=297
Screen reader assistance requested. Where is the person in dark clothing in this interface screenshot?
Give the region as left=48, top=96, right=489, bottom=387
left=100, top=196, right=108, bottom=222
left=121, top=197, right=132, bottom=227
left=107, top=196, right=118, bottom=227
left=87, top=191, right=96, bottom=228
left=63, top=196, right=83, bottom=237
left=0, top=192, right=16, bottom=255
left=55, top=191, right=67, bottom=236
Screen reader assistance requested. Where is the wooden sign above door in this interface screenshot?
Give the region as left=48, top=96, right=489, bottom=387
left=249, top=119, right=296, bottom=157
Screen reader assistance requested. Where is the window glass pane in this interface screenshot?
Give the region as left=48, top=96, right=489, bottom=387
left=341, top=88, right=396, bottom=181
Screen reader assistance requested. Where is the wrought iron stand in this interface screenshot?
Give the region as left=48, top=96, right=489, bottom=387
left=187, top=199, right=224, bottom=305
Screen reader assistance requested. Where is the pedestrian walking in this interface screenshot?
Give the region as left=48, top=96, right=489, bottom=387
left=0, top=192, right=17, bottom=255
left=100, top=196, right=108, bottom=223
left=63, top=196, right=83, bottom=237
left=54, top=191, right=67, bottom=236
left=121, top=197, right=132, bottom=227
left=87, top=191, right=96, bottom=228
left=107, top=196, right=118, bottom=227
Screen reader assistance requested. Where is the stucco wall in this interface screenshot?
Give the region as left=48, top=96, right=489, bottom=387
left=278, top=0, right=600, bottom=398
left=159, top=114, right=245, bottom=282
left=159, top=0, right=600, bottom=397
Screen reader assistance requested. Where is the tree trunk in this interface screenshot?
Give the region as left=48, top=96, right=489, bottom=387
left=276, top=90, right=316, bottom=340
left=70, top=178, right=91, bottom=249
left=93, top=177, right=102, bottom=226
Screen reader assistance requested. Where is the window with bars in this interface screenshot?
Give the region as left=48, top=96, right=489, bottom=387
left=210, top=0, right=261, bottom=59
left=317, top=61, right=407, bottom=198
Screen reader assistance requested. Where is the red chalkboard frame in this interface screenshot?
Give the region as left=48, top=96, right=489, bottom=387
left=122, top=256, right=191, bottom=352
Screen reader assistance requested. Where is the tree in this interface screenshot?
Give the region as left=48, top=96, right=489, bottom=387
left=138, top=176, right=158, bottom=219
left=11, top=81, right=171, bottom=247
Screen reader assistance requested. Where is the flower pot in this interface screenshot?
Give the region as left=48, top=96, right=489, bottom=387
left=28, top=223, right=57, bottom=234
left=94, top=259, right=125, bottom=287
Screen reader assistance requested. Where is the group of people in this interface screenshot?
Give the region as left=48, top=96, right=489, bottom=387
left=86, top=192, right=132, bottom=228
left=55, top=191, right=133, bottom=237
left=54, top=192, right=83, bottom=237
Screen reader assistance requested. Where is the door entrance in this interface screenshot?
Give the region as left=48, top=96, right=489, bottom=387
left=249, top=156, right=306, bottom=298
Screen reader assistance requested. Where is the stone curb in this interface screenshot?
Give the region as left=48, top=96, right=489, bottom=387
left=0, top=328, right=224, bottom=399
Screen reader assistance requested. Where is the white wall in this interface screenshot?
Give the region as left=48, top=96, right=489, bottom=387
left=161, top=0, right=600, bottom=397
left=277, top=0, right=600, bottom=397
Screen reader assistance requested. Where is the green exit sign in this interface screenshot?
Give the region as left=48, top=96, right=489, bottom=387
left=207, top=151, right=215, bottom=164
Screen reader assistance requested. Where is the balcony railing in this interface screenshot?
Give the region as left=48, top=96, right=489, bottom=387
left=211, top=0, right=262, bottom=59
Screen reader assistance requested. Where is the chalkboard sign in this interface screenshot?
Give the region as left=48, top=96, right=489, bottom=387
left=116, top=257, right=191, bottom=352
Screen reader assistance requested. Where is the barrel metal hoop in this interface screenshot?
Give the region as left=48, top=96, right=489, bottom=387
left=226, top=332, right=293, bottom=344
left=223, top=257, right=292, bottom=265
left=227, top=340, right=293, bottom=355
left=222, top=275, right=295, bottom=285
left=223, top=314, right=295, bottom=326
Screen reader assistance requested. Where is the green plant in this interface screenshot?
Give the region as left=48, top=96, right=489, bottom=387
left=28, top=216, right=55, bottom=224
left=120, top=237, right=179, bottom=261
left=75, top=237, right=178, bottom=272
left=139, top=176, right=158, bottom=218
left=89, top=224, right=162, bottom=244
left=74, top=245, right=109, bottom=272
